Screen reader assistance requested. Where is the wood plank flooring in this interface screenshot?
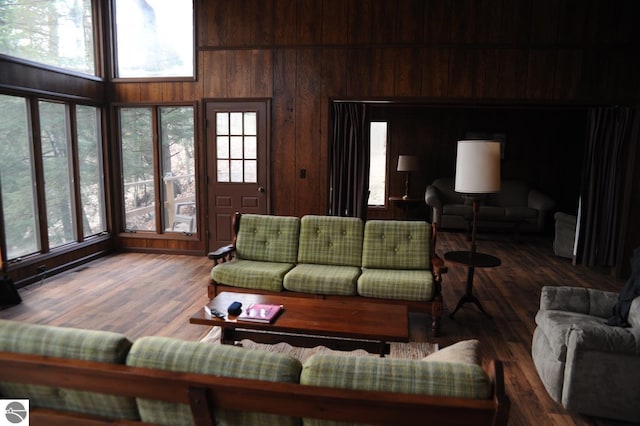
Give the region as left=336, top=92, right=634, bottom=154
left=0, top=230, right=634, bottom=426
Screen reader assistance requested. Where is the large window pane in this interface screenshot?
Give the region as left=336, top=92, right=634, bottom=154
left=368, top=122, right=388, bottom=206
left=0, top=0, right=95, bottom=75
left=40, top=101, right=76, bottom=247
left=114, top=0, right=193, bottom=78
left=160, top=107, right=196, bottom=233
left=0, top=95, right=40, bottom=259
left=76, top=105, right=106, bottom=237
left=120, top=108, right=155, bottom=231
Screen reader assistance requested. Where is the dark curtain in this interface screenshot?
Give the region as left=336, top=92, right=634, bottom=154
left=577, top=106, right=632, bottom=267
left=329, top=102, right=370, bottom=220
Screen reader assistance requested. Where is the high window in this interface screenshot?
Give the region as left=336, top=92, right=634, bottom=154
left=113, top=0, right=194, bottom=78
left=0, top=94, right=106, bottom=262
left=0, top=0, right=96, bottom=75
left=119, top=106, right=196, bottom=234
left=368, top=121, right=388, bottom=206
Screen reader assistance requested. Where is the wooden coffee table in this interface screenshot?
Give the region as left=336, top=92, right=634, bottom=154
left=190, top=291, right=409, bottom=357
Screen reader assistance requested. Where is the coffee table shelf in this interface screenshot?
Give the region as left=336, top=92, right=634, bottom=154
left=190, top=292, right=409, bottom=356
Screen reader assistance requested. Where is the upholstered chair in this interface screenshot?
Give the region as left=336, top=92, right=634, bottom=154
left=532, top=286, right=640, bottom=422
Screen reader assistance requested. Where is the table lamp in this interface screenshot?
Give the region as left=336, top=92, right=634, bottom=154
left=397, top=155, right=419, bottom=199
left=454, top=140, right=501, bottom=253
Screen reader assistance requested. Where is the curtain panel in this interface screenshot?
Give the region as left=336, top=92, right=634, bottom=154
left=329, top=103, right=370, bottom=220
left=577, top=106, right=632, bottom=267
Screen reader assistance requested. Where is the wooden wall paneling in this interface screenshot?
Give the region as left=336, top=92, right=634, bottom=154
left=347, top=0, right=373, bottom=45
left=605, top=49, right=640, bottom=102
left=226, top=50, right=252, bottom=97
left=370, top=48, right=396, bottom=97
left=295, top=48, right=324, bottom=216
left=225, top=0, right=253, bottom=46
left=322, top=0, right=349, bottom=45
left=528, top=0, right=559, bottom=45
left=249, top=50, right=274, bottom=98
left=297, top=0, right=323, bottom=45
left=371, top=0, right=396, bottom=44
left=473, top=0, right=503, bottom=44
left=449, top=0, right=477, bottom=44
left=580, top=48, right=609, bottom=102
left=526, top=49, right=556, bottom=100
left=272, top=49, right=297, bottom=215
left=553, top=49, right=583, bottom=101
left=250, top=0, right=275, bottom=46
left=395, top=48, right=423, bottom=97
left=423, top=0, right=451, bottom=44
left=113, top=83, right=141, bottom=102
left=139, top=83, right=164, bottom=102
left=497, top=49, right=528, bottom=99
left=321, top=49, right=348, bottom=98
left=556, top=0, right=591, bottom=45
left=202, top=51, right=228, bottom=98
left=447, top=48, right=475, bottom=98
left=473, top=48, right=500, bottom=99
left=274, top=0, right=298, bottom=45
left=394, top=0, right=425, bottom=44
left=420, top=47, right=450, bottom=97
left=499, top=0, right=531, bottom=44
left=346, top=48, right=372, bottom=97
left=198, top=0, right=225, bottom=47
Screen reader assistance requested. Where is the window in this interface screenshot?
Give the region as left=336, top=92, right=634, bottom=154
left=114, top=0, right=194, bottom=78
left=215, top=112, right=258, bottom=183
left=368, top=122, right=388, bottom=206
left=0, top=0, right=96, bottom=75
left=120, top=106, right=196, bottom=234
left=0, top=94, right=106, bottom=261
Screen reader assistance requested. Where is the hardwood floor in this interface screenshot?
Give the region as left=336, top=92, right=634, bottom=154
left=0, top=230, right=633, bottom=426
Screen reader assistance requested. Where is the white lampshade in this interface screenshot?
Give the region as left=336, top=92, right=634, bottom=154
left=454, top=140, right=501, bottom=194
left=397, top=155, right=419, bottom=172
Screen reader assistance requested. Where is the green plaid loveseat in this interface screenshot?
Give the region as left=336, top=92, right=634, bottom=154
left=209, top=213, right=446, bottom=336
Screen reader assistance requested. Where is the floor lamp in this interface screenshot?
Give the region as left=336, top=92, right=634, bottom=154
left=446, top=140, right=502, bottom=318
left=454, top=140, right=501, bottom=253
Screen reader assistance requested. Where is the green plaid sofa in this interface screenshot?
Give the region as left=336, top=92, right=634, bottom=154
left=0, top=319, right=507, bottom=425
left=209, top=213, right=445, bottom=336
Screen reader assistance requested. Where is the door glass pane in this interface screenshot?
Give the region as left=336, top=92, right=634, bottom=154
left=40, top=101, right=75, bottom=247
left=230, top=136, right=243, bottom=158
left=215, top=110, right=261, bottom=184
left=76, top=105, right=106, bottom=237
left=159, top=107, right=196, bottom=233
left=369, top=122, right=388, bottom=206
left=216, top=113, right=229, bottom=135
left=244, top=112, right=257, bottom=135
left=114, top=0, right=193, bottom=78
left=230, top=113, right=243, bottom=134
left=217, top=160, right=229, bottom=182
left=244, top=160, right=257, bottom=183
left=216, top=136, right=229, bottom=158
left=244, top=136, right=257, bottom=159
left=230, top=160, right=243, bottom=182
left=0, top=95, right=40, bottom=259
left=120, top=108, right=155, bottom=231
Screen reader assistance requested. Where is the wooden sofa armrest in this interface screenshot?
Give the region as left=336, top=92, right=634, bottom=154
left=207, top=244, right=236, bottom=263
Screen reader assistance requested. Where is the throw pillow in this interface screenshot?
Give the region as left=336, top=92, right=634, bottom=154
left=422, top=339, right=480, bottom=365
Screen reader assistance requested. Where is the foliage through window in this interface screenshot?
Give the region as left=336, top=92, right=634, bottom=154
left=120, top=106, right=196, bottom=233
left=0, top=0, right=96, bottom=75
left=0, top=94, right=106, bottom=261
left=368, top=122, right=388, bottom=206
left=114, top=0, right=194, bottom=78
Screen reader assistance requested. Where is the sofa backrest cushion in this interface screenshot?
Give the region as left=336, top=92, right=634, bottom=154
left=236, top=214, right=300, bottom=264
left=0, top=319, right=138, bottom=420
left=362, top=220, right=431, bottom=270
left=301, top=354, right=491, bottom=400
left=127, top=336, right=302, bottom=426
left=432, top=177, right=465, bottom=204
left=628, top=297, right=640, bottom=328
left=490, top=180, right=529, bottom=207
left=298, top=215, right=363, bottom=267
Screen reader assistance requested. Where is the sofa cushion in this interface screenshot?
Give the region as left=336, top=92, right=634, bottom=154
left=284, top=264, right=359, bottom=296
left=300, top=354, right=491, bottom=399
left=211, top=258, right=294, bottom=292
left=361, top=220, right=431, bottom=270
left=505, top=206, right=538, bottom=219
left=423, top=339, right=480, bottom=365
left=0, top=319, right=138, bottom=420
left=443, top=203, right=472, bottom=218
left=478, top=206, right=505, bottom=218
left=491, top=180, right=529, bottom=206
left=127, top=336, right=302, bottom=426
left=297, top=215, right=363, bottom=267
left=357, top=269, right=434, bottom=301
left=236, top=214, right=300, bottom=263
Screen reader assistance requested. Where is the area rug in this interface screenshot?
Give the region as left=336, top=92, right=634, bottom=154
left=200, top=327, right=437, bottom=362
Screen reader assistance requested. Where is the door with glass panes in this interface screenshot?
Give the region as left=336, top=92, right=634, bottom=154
left=206, top=101, right=270, bottom=249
